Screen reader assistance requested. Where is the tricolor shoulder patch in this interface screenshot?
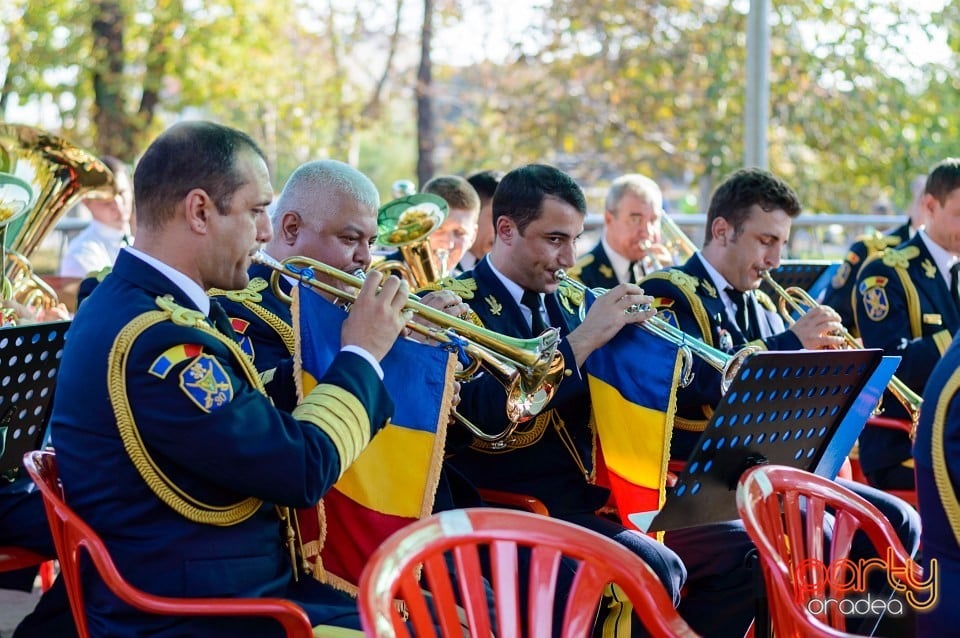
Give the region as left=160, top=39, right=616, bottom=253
left=858, top=275, right=889, bottom=321
left=149, top=344, right=234, bottom=412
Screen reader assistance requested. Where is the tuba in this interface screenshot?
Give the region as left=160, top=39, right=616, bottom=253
left=0, top=123, right=115, bottom=322
left=369, top=193, right=449, bottom=288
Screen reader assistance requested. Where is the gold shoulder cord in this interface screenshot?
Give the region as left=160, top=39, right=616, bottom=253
left=643, top=272, right=714, bottom=346
left=209, top=279, right=295, bottom=355
left=931, top=368, right=960, bottom=548
left=107, top=298, right=265, bottom=526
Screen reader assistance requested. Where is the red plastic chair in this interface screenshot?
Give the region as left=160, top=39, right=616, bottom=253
left=855, top=417, right=917, bottom=507
left=736, top=465, right=920, bottom=637
left=357, top=507, right=699, bottom=638
left=0, top=546, right=55, bottom=591
left=22, top=449, right=314, bottom=638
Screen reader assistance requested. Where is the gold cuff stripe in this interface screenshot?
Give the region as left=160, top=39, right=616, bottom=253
left=108, top=307, right=263, bottom=526
left=931, top=367, right=960, bottom=549
left=933, top=329, right=953, bottom=356
left=293, top=385, right=371, bottom=478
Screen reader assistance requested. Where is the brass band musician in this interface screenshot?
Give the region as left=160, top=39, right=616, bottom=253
left=571, top=173, right=675, bottom=289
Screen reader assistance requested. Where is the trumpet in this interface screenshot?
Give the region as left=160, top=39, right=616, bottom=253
left=759, top=269, right=921, bottom=426
left=554, top=270, right=757, bottom=393
left=254, top=252, right=567, bottom=444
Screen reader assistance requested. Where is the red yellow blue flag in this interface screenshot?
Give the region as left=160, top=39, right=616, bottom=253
left=292, top=283, right=454, bottom=594
left=584, top=320, right=682, bottom=530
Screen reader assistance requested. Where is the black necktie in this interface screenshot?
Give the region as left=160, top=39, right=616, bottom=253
left=951, top=262, right=960, bottom=312
left=521, top=290, right=548, bottom=335
left=627, top=261, right=639, bottom=284
left=208, top=300, right=237, bottom=340
left=727, top=288, right=759, bottom=341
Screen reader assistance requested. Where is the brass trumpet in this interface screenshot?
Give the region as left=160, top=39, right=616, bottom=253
left=759, top=269, right=921, bottom=425
left=254, top=252, right=566, bottom=443
left=554, top=270, right=757, bottom=393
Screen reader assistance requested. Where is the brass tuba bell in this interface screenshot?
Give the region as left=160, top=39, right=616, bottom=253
left=0, top=123, right=115, bottom=322
left=369, top=193, right=449, bottom=288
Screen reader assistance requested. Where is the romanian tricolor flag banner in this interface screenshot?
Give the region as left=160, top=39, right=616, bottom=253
left=292, top=282, right=454, bottom=594
left=584, top=316, right=682, bottom=532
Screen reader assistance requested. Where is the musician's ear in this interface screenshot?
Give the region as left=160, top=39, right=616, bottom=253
left=711, top=216, right=730, bottom=246
left=184, top=188, right=213, bottom=235
left=279, top=211, right=301, bottom=245
left=495, top=216, right=516, bottom=245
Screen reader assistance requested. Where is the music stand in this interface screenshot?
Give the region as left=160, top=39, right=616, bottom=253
left=631, top=348, right=886, bottom=533
left=0, top=320, right=69, bottom=481
left=759, top=259, right=839, bottom=303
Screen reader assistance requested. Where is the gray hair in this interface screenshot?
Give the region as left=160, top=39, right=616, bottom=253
left=604, top=174, right=663, bottom=214
left=270, top=159, right=379, bottom=226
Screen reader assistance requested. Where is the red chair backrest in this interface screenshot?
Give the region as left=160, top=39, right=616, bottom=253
left=22, top=449, right=314, bottom=638
left=736, top=465, right=920, bottom=638
left=358, top=507, right=699, bottom=638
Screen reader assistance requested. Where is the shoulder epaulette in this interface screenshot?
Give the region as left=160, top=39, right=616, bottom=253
left=557, top=281, right=584, bottom=315
left=418, top=276, right=477, bottom=300
left=568, top=254, right=594, bottom=280
left=207, top=278, right=294, bottom=356
left=86, top=266, right=113, bottom=282
left=208, top=277, right=267, bottom=303
left=863, top=234, right=902, bottom=254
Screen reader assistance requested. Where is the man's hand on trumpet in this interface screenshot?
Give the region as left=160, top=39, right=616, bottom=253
left=406, top=290, right=470, bottom=345
left=341, top=270, right=410, bottom=361
left=787, top=304, right=846, bottom=350
left=567, top=282, right=655, bottom=368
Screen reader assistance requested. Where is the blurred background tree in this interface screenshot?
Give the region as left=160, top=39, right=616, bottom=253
left=1, top=0, right=956, bottom=211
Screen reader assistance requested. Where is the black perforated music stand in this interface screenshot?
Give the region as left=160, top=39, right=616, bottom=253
left=633, top=349, right=883, bottom=533
left=759, top=259, right=839, bottom=303
left=0, top=320, right=68, bottom=481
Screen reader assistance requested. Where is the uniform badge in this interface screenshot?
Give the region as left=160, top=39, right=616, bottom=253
left=718, top=328, right=734, bottom=352
left=230, top=317, right=255, bottom=361
left=180, top=354, right=234, bottom=413
left=858, top=276, right=889, bottom=322
left=484, top=294, right=502, bottom=316
left=598, top=264, right=614, bottom=279
left=699, top=279, right=717, bottom=299
left=831, top=262, right=851, bottom=289
left=653, top=298, right=678, bottom=328
left=921, top=259, right=937, bottom=279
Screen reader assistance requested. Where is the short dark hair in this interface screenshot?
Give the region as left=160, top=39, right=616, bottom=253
left=492, top=164, right=586, bottom=234
left=421, top=175, right=480, bottom=212
left=466, top=169, right=504, bottom=203
left=704, top=168, right=801, bottom=244
left=924, top=158, right=960, bottom=205
left=133, top=121, right=266, bottom=231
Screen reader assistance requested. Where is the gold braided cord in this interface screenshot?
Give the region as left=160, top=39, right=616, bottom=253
left=933, top=329, right=953, bottom=357
left=209, top=280, right=296, bottom=355
left=292, top=386, right=370, bottom=479
left=469, top=411, right=550, bottom=452
left=107, top=305, right=264, bottom=526
left=891, top=265, right=922, bottom=338
left=931, top=367, right=960, bottom=548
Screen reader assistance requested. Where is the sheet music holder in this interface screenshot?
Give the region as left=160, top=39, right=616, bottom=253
left=759, top=259, right=839, bottom=303
left=0, top=320, right=69, bottom=480
left=631, top=349, right=886, bottom=533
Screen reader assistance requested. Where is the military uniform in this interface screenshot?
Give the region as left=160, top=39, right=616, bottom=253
left=641, top=253, right=801, bottom=460
left=569, top=242, right=620, bottom=290
left=442, top=257, right=739, bottom=633
left=209, top=263, right=299, bottom=411
left=914, top=334, right=960, bottom=635
left=49, top=249, right=392, bottom=637
left=822, top=222, right=910, bottom=334
left=642, top=252, right=921, bottom=635
left=854, top=233, right=959, bottom=489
